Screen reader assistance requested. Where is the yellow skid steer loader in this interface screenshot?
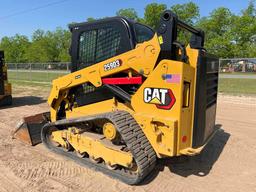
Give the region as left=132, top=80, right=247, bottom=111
left=14, top=10, right=219, bottom=184
left=0, top=50, right=12, bottom=106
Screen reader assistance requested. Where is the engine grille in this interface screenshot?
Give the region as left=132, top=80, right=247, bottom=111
left=192, top=51, right=219, bottom=148
left=206, top=71, right=218, bottom=108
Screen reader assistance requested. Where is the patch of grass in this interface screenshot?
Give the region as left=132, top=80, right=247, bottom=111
left=8, top=71, right=67, bottom=83
left=219, top=72, right=256, bottom=75
left=218, top=78, right=256, bottom=95
left=10, top=80, right=51, bottom=95
left=10, top=80, right=51, bottom=87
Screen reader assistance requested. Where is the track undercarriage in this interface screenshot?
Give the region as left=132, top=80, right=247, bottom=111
left=41, top=111, right=156, bottom=184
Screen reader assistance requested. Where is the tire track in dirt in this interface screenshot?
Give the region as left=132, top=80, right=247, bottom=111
left=24, top=177, right=81, bottom=192
left=0, top=138, right=92, bottom=190
left=2, top=158, right=93, bottom=190
left=0, top=121, right=102, bottom=191
left=0, top=175, right=22, bottom=192
left=9, top=161, right=85, bottom=185
left=0, top=164, right=25, bottom=192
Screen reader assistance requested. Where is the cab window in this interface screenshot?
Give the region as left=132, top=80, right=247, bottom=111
left=134, top=23, right=154, bottom=44
left=78, top=26, right=122, bottom=69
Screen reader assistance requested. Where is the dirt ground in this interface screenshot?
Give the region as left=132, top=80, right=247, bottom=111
left=0, top=86, right=255, bottom=192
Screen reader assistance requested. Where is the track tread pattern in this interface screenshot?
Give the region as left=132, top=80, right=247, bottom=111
left=41, top=111, right=156, bottom=185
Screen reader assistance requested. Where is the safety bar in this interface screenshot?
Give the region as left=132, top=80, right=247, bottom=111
left=157, top=10, right=205, bottom=61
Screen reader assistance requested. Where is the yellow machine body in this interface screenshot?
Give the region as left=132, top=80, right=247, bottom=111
left=14, top=11, right=219, bottom=184
left=47, top=35, right=212, bottom=158
left=2, top=65, right=12, bottom=96
left=0, top=52, right=12, bottom=106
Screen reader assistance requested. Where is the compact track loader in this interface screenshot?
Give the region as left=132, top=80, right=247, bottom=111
left=14, top=10, right=219, bottom=184
left=0, top=50, right=12, bottom=106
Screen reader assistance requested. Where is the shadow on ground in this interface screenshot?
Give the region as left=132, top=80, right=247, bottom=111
left=1, top=96, right=46, bottom=109
left=142, top=125, right=230, bottom=185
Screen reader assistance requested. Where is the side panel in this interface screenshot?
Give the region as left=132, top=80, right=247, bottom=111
left=178, top=63, right=195, bottom=153
left=192, top=51, right=219, bottom=147
left=131, top=60, right=195, bottom=157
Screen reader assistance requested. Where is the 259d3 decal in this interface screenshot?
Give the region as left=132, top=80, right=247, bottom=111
left=104, top=59, right=122, bottom=71
left=144, top=88, right=176, bottom=110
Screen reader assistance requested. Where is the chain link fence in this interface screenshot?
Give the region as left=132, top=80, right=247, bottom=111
left=7, top=63, right=70, bottom=83
left=219, top=58, right=256, bottom=73
left=6, top=59, right=256, bottom=84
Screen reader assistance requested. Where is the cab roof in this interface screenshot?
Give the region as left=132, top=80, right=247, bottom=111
left=69, top=16, right=136, bottom=31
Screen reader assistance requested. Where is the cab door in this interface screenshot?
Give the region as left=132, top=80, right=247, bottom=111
left=70, top=18, right=134, bottom=72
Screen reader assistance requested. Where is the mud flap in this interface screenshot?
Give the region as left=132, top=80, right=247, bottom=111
left=13, top=112, right=50, bottom=146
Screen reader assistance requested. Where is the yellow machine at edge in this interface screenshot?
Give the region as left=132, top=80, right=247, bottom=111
left=0, top=50, right=12, bottom=107
left=14, top=10, right=219, bottom=184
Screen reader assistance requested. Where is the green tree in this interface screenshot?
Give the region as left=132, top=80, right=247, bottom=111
left=197, top=7, right=236, bottom=58
left=26, top=29, right=48, bottom=62
left=167, top=2, right=200, bottom=45
left=116, top=8, right=139, bottom=20
left=26, top=28, right=71, bottom=62
left=231, top=1, right=256, bottom=57
left=242, top=0, right=256, bottom=16
left=55, top=28, right=71, bottom=61
left=171, top=2, right=200, bottom=25
left=87, top=17, right=96, bottom=22
left=0, top=34, right=30, bottom=62
left=144, top=3, right=167, bottom=29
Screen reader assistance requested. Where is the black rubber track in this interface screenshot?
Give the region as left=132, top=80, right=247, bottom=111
left=41, top=111, right=156, bottom=185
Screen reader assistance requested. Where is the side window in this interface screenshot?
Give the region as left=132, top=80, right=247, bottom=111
left=78, top=26, right=122, bottom=69
left=134, top=23, right=154, bottom=44
left=79, top=30, right=97, bottom=68
left=96, top=27, right=121, bottom=63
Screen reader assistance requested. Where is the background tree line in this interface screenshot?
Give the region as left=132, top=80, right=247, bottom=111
left=1, top=1, right=256, bottom=63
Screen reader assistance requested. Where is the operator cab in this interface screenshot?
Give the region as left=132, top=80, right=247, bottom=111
left=65, top=17, right=155, bottom=115
left=69, top=17, right=154, bottom=72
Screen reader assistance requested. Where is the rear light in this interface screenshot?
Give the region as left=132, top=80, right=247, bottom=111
left=182, top=136, right=187, bottom=143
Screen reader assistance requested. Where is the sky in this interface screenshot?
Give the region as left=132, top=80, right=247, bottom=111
left=0, top=0, right=251, bottom=39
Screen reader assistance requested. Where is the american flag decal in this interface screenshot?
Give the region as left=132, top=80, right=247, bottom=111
left=165, top=74, right=181, bottom=83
